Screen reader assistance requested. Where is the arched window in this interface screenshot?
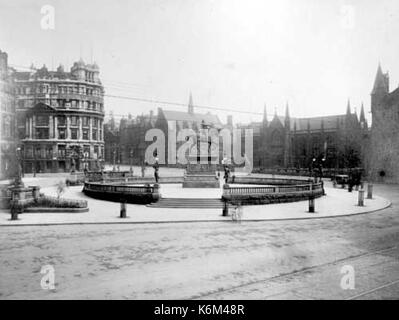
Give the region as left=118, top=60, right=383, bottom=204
left=271, top=130, right=283, bottom=147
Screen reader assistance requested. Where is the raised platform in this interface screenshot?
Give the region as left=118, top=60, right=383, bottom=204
left=182, top=155, right=220, bottom=188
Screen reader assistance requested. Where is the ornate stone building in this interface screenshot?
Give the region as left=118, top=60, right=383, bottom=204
left=13, top=59, right=105, bottom=173
left=0, top=49, right=17, bottom=179
left=104, top=94, right=227, bottom=166
left=239, top=101, right=367, bottom=170
left=369, top=64, right=399, bottom=183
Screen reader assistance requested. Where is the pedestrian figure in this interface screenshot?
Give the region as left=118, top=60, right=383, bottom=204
left=224, top=167, right=230, bottom=184
left=141, top=161, right=147, bottom=177
left=231, top=204, right=243, bottom=223
left=153, top=157, right=159, bottom=183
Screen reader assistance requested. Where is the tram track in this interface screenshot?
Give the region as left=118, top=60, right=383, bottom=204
left=190, top=245, right=398, bottom=300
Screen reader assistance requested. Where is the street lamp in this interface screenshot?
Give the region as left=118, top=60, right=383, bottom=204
left=112, top=145, right=116, bottom=172
left=129, top=149, right=133, bottom=174
left=14, top=146, right=24, bottom=188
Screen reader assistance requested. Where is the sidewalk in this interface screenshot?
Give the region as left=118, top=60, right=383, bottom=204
left=0, top=183, right=391, bottom=226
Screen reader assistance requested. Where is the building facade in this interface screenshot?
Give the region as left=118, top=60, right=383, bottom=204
left=104, top=94, right=227, bottom=166
left=369, top=64, right=399, bottom=183
left=0, top=49, right=17, bottom=179
left=13, top=60, right=105, bottom=173
left=238, top=102, right=368, bottom=170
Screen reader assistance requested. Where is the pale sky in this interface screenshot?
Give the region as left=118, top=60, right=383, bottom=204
left=1, top=0, right=398, bottom=124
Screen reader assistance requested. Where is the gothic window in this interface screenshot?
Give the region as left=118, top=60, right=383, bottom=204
left=271, top=130, right=283, bottom=147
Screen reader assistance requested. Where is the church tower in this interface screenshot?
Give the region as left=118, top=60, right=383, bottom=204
left=371, top=64, right=389, bottom=115
left=188, top=92, right=194, bottom=114
left=368, top=63, right=399, bottom=183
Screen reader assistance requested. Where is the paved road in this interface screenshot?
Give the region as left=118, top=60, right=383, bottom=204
left=0, top=183, right=398, bottom=299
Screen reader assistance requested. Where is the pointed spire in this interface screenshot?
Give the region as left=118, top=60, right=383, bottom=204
left=372, top=63, right=389, bottom=94
left=263, top=103, right=268, bottom=125
left=188, top=92, right=194, bottom=114
left=285, top=101, right=290, bottom=118
left=360, top=102, right=366, bottom=122
left=346, top=98, right=351, bottom=115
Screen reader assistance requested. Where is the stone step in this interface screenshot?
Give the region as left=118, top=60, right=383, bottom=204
left=147, top=198, right=223, bottom=209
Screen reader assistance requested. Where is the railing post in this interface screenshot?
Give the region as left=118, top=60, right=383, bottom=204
left=367, top=183, right=373, bottom=199
left=308, top=195, right=315, bottom=213
left=222, top=199, right=229, bottom=216
left=358, top=188, right=365, bottom=207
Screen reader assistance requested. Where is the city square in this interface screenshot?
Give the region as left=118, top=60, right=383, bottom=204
left=1, top=0, right=399, bottom=303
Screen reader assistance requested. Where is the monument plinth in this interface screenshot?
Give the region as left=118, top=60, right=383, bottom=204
left=182, top=124, right=220, bottom=188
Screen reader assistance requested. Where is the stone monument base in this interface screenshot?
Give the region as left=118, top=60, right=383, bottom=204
left=183, top=156, right=220, bottom=188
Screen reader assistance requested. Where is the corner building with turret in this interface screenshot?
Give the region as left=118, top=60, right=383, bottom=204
left=13, top=59, right=105, bottom=173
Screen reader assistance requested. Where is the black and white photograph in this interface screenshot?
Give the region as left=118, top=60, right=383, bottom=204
left=0, top=0, right=399, bottom=307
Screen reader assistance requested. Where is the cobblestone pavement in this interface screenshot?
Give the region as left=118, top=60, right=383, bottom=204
left=0, top=183, right=398, bottom=299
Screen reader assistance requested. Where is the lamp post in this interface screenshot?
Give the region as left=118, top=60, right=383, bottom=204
left=112, top=146, right=116, bottom=172
left=14, top=146, right=24, bottom=188
left=33, top=146, right=36, bottom=177
left=84, top=151, right=89, bottom=173
left=310, top=157, right=316, bottom=181
left=129, top=149, right=133, bottom=174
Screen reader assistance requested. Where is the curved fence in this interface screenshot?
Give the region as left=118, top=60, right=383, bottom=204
left=223, top=177, right=324, bottom=205
left=83, top=181, right=160, bottom=204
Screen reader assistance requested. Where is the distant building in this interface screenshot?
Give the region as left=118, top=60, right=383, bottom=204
left=105, top=93, right=228, bottom=166
left=0, top=49, right=17, bottom=179
left=13, top=59, right=105, bottom=173
left=368, top=64, right=399, bottom=183
left=238, top=101, right=368, bottom=169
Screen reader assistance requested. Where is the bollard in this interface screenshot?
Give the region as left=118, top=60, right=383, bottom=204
left=11, top=207, right=19, bottom=220
left=358, top=189, right=365, bottom=206
left=367, top=184, right=373, bottom=199
left=120, top=200, right=127, bottom=218
left=308, top=195, right=315, bottom=213
left=222, top=200, right=229, bottom=216
left=10, top=200, right=20, bottom=220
